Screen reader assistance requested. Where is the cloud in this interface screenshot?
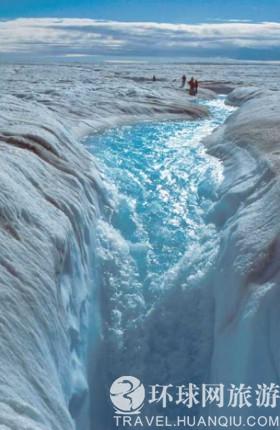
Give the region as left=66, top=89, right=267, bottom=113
left=213, top=19, right=253, bottom=23
left=0, top=18, right=279, bottom=60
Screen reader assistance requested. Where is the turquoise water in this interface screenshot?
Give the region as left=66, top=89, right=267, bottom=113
left=86, top=97, right=235, bottom=427
left=87, top=97, right=233, bottom=298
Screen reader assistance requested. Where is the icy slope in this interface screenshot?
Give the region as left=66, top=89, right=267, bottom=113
left=204, top=87, right=280, bottom=414
left=0, top=95, right=109, bottom=429
left=0, top=64, right=210, bottom=137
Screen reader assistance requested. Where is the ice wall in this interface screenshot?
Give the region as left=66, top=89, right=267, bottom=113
left=204, top=87, right=280, bottom=417
left=0, top=94, right=109, bottom=428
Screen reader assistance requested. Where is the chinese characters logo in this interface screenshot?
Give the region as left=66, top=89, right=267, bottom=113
left=110, top=379, right=280, bottom=413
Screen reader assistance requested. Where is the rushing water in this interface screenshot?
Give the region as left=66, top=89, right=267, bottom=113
left=86, top=97, right=235, bottom=427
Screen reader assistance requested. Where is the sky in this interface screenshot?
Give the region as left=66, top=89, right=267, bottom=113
left=0, top=0, right=279, bottom=61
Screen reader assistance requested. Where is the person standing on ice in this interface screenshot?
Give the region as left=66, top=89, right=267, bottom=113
left=194, top=79, right=198, bottom=94
left=181, top=74, right=187, bottom=87
left=188, top=77, right=196, bottom=95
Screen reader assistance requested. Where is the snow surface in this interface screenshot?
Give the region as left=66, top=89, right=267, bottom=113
left=205, top=86, right=280, bottom=419
left=0, top=63, right=279, bottom=428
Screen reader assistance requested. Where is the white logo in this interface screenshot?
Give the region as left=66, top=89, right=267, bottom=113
left=110, top=376, right=145, bottom=414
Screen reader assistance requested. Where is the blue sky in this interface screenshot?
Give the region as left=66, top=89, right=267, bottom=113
left=1, top=0, right=279, bottom=23
left=0, top=0, right=279, bottom=61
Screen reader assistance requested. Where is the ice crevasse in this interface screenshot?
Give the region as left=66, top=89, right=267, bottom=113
left=0, top=82, right=279, bottom=428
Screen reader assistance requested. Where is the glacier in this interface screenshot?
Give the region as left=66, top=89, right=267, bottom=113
left=0, top=63, right=279, bottom=428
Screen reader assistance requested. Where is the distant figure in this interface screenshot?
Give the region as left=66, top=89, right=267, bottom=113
left=152, top=75, right=156, bottom=82
left=188, top=77, right=196, bottom=96
left=181, top=74, right=187, bottom=87
left=194, top=79, right=198, bottom=94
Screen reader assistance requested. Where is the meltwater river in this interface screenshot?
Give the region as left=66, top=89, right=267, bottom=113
left=86, top=97, right=235, bottom=428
